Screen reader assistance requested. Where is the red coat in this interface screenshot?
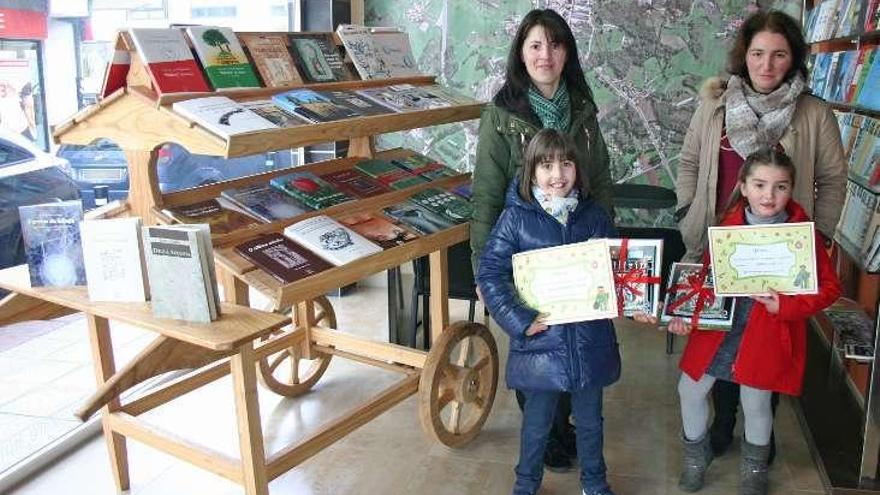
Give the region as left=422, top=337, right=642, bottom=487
left=678, top=200, right=841, bottom=396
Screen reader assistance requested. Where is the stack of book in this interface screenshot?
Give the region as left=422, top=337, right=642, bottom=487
left=142, top=224, right=221, bottom=323
left=809, top=46, right=880, bottom=109
left=805, top=0, right=866, bottom=42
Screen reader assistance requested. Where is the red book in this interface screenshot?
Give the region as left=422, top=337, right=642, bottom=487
left=234, top=233, right=333, bottom=284
left=128, top=28, right=210, bottom=96
left=320, top=168, right=390, bottom=198
left=100, top=45, right=130, bottom=98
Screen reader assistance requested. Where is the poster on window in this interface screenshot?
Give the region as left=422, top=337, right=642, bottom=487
left=0, top=59, right=37, bottom=142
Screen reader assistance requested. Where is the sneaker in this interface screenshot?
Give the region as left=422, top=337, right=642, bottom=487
left=544, top=442, right=574, bottom=473
left=582, top=488, right=616, bottom=495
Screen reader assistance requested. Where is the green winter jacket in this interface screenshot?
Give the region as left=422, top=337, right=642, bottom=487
left=470, top=87, right=613, bottom=270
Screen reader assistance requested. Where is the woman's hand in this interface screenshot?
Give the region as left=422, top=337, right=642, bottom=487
left=525, top=313, right=549, bottom=336
left=751, top=289, right=780, bottom=314
left=667, top=317, right=693, bottom=335
left=631, top=312, right=659, bottom=325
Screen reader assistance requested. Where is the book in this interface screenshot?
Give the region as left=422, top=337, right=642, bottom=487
left=391, top=154, right=459, bottom=181
left=856, top=52, right=880, bottom=110
left=186, top=26, right=261, bottom=90
left=421, top=84, right=478, bottom=105
left=234, top=233, right=333, bottom=284
left=288, top=33, right=353, bottom=83
left=338, top=212, right=419, bottom=249
left=220, top=183, right=309, bottom=222
left=319, top=168, right=390, bottom=198
left=127, top=28, right=211, bottom=95
left=162, top=198, right=261, bottom=235
left=269, top=171, right=353, bottom=210
left=271, top=89, right=361, bottom=123
left=849, top=47, right=876, bottom=102
left=382, top=201, right=456, bottom=235
left=371, top=30, right=420, bottom=77
left=355, top=84, right=453, bottom=112
left=18, top=200, right=86, bottom=287
left=241, top=99, right=308, bottom=127
left=354, top=158, right=427, bottom=189
left=100, top=45, right=130, bottom=98
left=142, top=225, right=217, bottom=322
left=172, top=96, right=278, bottom=138
left=660, top=262, right=736, bottom=330
left=282, top=215, right=383, bottom=266
left=80, top=217, right=149, bottom=302
left=835, top=179, right=879, bottom=259
left=336, top=24, right=391, bottom=80
left=408, top=187, right=473, bottom=223
left=237, top=32, right=303, bottom=88
left=606, top=238, right=663, bottom=318
left=321, top=89, right=392, bottom=116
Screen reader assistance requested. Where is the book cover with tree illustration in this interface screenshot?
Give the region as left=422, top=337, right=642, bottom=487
left=187, top=26, right=261, bottom=89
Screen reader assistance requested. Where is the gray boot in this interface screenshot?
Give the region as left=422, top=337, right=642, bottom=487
left=740, top=439, right=771, bottom=495
left=679, top=433, right=714, bottom=492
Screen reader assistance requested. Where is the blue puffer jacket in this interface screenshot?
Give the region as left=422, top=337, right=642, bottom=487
left=477, top=179, right=621, bottom=392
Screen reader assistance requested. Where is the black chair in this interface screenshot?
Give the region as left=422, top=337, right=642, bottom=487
left=410, top=241, right=482, bottom=350
left=612, top=184, right=685, bottom=354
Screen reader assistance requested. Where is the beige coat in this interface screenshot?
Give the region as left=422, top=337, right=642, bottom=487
left=676, top=77, right=847, bottom=262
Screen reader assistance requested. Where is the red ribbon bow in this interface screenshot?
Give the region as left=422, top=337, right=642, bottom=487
left=666, top=262, right=715, bottom=330
left=613, top=238, right=661, bottom=316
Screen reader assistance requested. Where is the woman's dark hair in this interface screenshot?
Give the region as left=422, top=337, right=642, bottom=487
left=519, top=128, right=584, bottom=201
left=501, top=9, right=594, bottom=103
left=727, top=10, right=808, bottom=85
left=719, top=147, right=797, bottom=219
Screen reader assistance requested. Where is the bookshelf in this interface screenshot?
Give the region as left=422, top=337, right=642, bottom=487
left=0, top=26, right=498, bottom=495
left=802, top=0, right=880, bottom=490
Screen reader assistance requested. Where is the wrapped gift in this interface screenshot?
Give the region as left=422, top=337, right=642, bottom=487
left=661, top=262, right=736, bottom=331
left=608, top=238, right=662, bottom=317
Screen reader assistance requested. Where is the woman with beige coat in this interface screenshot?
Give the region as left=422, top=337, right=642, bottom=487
left=673, top=10, right=846, bottom=494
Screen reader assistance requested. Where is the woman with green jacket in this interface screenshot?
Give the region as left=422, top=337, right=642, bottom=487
left=469, top=8, right=614, bottom=477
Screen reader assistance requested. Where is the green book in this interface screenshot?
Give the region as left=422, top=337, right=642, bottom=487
left=354, top=158, right=427, bottom=190
left=269, top=171, right=353, bottom=210
left=187, top=26, right=261, bottom=89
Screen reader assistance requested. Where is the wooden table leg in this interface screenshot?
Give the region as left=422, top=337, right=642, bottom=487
left=86, top=313, right=130, bottom=492
left=231, top=341, right=269, bottom=495
left=429, top=248, right=449, bottom=346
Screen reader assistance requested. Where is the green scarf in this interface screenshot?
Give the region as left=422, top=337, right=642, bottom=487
left=528, top=80, right=571, bottom=131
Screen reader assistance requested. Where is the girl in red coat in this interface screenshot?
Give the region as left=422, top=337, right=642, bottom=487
left=669, top=148, right=841, bottom=495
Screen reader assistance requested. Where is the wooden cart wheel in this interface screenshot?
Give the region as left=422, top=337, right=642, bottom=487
left=418, top=321, right=499, bottom=448
left=258, top=296, right=336, bottom=397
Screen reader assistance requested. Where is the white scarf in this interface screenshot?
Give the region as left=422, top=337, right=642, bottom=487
left=532, top=185, right=579, bottom=225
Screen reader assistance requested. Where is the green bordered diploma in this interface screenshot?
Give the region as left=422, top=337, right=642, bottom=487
left=708, top=222, right=818, bottom=296
left=512, top=239, right=618, bottom=324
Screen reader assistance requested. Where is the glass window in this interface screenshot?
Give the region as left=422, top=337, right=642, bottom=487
left=0, top=39, right=48, bottom=151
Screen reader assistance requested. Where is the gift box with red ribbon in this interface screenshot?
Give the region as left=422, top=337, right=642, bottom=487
left=608, top=238, right=663, bottom=318
left=660, top=261, right=736, bottom=331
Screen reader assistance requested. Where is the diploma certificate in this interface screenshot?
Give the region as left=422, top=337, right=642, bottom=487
left=512, top=239, right=618, bottom=324
left=708, top=222, right=818, bottom=296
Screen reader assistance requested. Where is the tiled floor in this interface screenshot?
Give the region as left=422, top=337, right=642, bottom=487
left=2, top=274, right=826, bottom=494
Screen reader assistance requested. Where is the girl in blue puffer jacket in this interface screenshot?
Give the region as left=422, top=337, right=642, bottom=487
left=477, top=128, right=620, bottom=495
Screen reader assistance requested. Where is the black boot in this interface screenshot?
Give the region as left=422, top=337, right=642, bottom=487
left=679, top=433, right=714, bottom=492
left=740, top=439, right=771, bottom=495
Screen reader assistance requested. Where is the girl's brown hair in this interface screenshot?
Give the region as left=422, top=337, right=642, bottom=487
left=518, top=128, right=584, bottom=201
left=718, top=147, right=797, bottom=221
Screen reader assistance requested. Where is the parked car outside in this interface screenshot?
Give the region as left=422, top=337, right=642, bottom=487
left=57, top=138, right=128, bottom=209
left=58, top=140, right=299, bottom=209
left=0, top=130, right=80, bottom=289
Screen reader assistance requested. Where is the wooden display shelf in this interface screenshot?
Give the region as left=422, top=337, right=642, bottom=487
left=154, top=149, right=469, bottom=251
left=810, top=30, right=880, bottom=53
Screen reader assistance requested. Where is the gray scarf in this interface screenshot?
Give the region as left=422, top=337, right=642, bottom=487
left=724, top=74, right=805, bottom=159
